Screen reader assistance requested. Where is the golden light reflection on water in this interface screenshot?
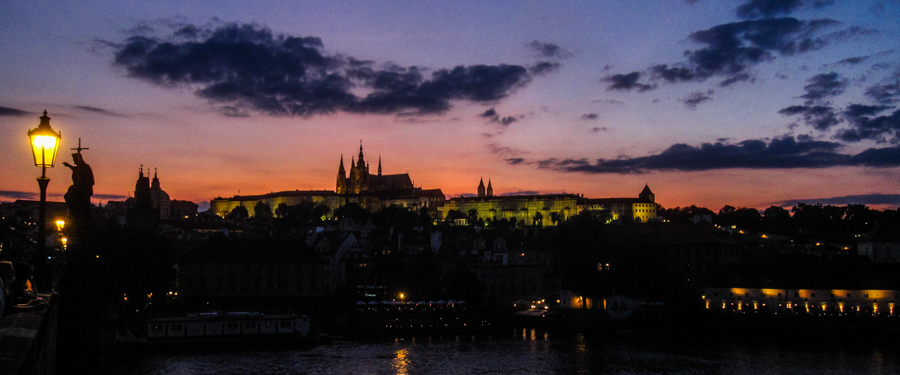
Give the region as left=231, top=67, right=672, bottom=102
left=574, top=334, right=590, bottom=374
left=392, top=348, right=409, bottom=375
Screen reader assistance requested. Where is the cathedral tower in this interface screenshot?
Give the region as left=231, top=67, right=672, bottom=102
left=477, top=178, right=485, bottom=197
left=347, top=142, right=370, bottom=194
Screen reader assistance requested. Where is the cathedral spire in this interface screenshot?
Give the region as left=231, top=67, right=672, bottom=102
left=478, top=178, right=486, bottom=197
left=378, top=155, right=382, bottom=176
left=336, top=154, right=347, bottom=194
left=486, top=179, right=493, bottom=197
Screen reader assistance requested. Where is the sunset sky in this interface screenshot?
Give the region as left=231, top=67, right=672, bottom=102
left=1, top=0, right=899, bottom=212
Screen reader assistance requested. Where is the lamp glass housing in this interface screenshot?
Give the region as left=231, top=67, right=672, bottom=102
left=29, top=122, right=61, bottom=168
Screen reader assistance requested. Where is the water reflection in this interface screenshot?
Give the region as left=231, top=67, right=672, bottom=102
left=392, top=348, right=409, bottom=375
left=104, top=329, right=900, bottom=375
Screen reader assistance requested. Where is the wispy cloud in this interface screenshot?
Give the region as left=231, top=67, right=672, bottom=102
left=800, top=72, right=847, bottom=104
left=0, top=105, right=31, bottom=117
left=0, top=190, right=35, bottom=200
left=93, top=194, right=129, bottom=200
left=479, top=107, right=521, bottom=126
left=684, top=90, right=714, bottom=109
left=527, top=40, right=573, bottom=60
left=778, top=69, right=900, bottom=142
left=602, top=72, right=655, bottom=92
left=603, top=17, right=844, bottom=92
left=774, top=193, right=900, bottom=207
left=72, top=105, right=126, bottom=117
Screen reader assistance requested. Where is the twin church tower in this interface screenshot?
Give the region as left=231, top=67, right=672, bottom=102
left=477, top=178, right=493, bottom=198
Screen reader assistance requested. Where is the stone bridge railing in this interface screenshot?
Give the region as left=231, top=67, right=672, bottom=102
left=0, top=294, right=58, bottom=375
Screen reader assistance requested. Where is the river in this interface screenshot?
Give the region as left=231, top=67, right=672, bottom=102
left=102, top=328, right=899, bottom=374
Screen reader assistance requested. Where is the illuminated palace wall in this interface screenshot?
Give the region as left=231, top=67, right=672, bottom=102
left=209, top=190, right=348, bottom=218
left=704, top=287, right=900, bottom=315
left=441, top=194, right=582, bottom=226
left=441, top=184, right=659, bottom=227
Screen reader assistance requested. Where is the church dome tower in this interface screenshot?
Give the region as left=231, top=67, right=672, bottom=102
left=149, top=168, right=171, bottom=219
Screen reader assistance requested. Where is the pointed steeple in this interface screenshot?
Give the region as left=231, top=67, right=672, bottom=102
left=336, top=154, right=347, bottom=194
left=486, top=179, right=493, bottom=197
left=356, top=141, right=366, bottom=171
left=151, top=168, right=161, bottom=189
left=478, top=178, right=486, bottom=197
left=639, top=184, right=655, bottom=203
left=378, top=155, right=382, bottom=176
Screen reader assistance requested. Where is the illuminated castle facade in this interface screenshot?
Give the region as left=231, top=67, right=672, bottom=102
left=209, top=143, right=658, bottom=225
left=440, top=182, right=658, bottom=226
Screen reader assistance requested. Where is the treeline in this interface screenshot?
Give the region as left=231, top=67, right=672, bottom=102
left=660, top=203, right=900, bottom=240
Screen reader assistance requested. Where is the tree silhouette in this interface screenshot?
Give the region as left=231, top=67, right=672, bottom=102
left=333, top=202, right=369, bottom=223
left=228, top=205, right=249, bottom=221
left=444, top=209, right=466, bottom=224
left=550, top=211, right=562, bottom=226
left=467, top=209, right=479, bottom=226
left=254, top=201, right=273, bottom=219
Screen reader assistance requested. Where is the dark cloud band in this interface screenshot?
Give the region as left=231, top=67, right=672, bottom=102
left=736, top=0, right=835, bottom=19
left=113, top=22, right=538, bottom=116
left=516, top=136, right=900, bottom=174
left=0, top=106, right=31, bottom=117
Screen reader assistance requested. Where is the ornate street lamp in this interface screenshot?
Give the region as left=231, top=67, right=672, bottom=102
left=28, top=110, right=61, bottom=251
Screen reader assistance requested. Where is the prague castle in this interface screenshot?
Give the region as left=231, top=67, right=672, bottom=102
left=209, top=143, right=444, bottom=218
left=440, top=181, right=658, bottom=226
left=209, top=143, right=658, bottom=225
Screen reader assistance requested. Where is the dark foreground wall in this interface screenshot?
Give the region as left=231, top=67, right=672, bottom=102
left=0, top=294, right=58, bottom=375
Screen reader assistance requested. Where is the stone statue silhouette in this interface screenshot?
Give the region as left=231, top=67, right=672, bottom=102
left=63, top=151, right=94, bottom=225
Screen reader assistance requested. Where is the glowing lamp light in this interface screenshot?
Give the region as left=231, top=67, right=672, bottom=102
left=55, top=219, right=66, bottom=232
left=28, top=111, right=62, bottom=169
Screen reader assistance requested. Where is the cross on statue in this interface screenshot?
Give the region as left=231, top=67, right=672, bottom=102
left=71, top=138, right=89, bottom=154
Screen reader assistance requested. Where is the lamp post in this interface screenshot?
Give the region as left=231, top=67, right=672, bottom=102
left=55, top=219, right=66, bottom=251
left=28, top=110, right=62, bottom=253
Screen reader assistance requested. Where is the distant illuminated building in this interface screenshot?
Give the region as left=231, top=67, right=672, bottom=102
left=209, top=143, right=659, bottom=224
left=704, top=287, right=900, bottom=316
left=209, top=143, right=444, bottom=218
left=440, top=182, right=659, bottom=226
left=124, top=166, right=197, bottom=226
left=581, top=184, right=658, bottom=223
